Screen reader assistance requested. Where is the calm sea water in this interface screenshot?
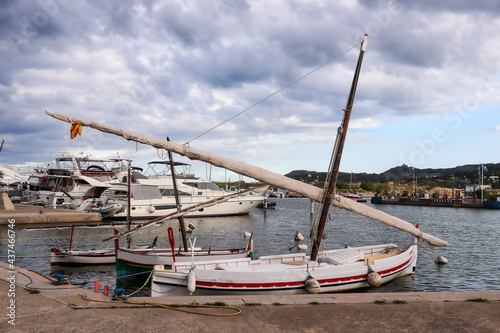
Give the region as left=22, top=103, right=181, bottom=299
left=2, top=198, right=500, bottom=294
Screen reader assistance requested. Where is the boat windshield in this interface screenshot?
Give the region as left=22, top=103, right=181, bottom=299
left=182, top=181, right=221, bottom=191
left=159, top=188, right=192, bottom=196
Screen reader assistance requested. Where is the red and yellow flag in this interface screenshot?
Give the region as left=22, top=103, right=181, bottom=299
left=70, top=124, right=82, bottom=139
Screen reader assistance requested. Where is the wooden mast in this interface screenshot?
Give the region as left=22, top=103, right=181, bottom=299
left=310, top=34, right=367, bottom=261
left=167, top=137, right=188, bottom=252
left=126, top=160, right=132, bottom=249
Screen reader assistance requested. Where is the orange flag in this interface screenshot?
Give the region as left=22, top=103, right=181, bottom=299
left=70, top=124, right=82, bottom=139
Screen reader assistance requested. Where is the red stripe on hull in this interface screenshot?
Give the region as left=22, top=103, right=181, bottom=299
left=194, top=252, right=416, bottom=290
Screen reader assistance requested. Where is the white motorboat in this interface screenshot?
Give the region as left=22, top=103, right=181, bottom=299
left=84, top=161, right=266, bottom=219
left=26, top=155, right=128, bottom=208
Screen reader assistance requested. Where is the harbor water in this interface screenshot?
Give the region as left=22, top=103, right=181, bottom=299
left=2, top=198, right=500, bottom=295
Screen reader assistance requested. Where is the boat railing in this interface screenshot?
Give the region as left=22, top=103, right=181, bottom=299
left=258, top=253, right=307, bottom=264
left=159, top=257, right=253, bottom=271
left=321, top=244, right=398, bottom=257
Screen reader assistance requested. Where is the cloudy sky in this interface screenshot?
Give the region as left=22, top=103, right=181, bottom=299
left=1, top=0, right=499, bottom=181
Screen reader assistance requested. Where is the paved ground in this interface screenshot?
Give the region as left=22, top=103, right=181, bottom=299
left=1, top=262, right=499, bottom=333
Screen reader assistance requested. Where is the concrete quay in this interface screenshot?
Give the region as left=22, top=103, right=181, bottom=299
left=1, top=262, right=499, bottom=332
left=0, top=202, right=101, bottom=225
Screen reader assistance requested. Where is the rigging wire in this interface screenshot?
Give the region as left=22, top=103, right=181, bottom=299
left=185, top=41, right=362, bottom=145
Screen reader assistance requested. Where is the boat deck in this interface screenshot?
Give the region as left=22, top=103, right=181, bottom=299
left=363, top=253, right=397, bottom=265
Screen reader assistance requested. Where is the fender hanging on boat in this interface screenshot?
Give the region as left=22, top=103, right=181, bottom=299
left=305, top=275, right=320, bottom=294
left=367, top=266, right=382, bottom=287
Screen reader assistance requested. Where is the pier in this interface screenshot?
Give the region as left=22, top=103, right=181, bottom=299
left=370, top=196, right=500, bottom=209
left=1, top=262, right=499, bottom=332
left=0, top=193, right=101, bottom=225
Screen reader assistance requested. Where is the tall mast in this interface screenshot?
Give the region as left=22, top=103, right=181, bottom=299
left=167, top=137, right=188, bottom=252
left=310, top=34, right=367, bottom=261
left=126, top=160, right=132, bottom=249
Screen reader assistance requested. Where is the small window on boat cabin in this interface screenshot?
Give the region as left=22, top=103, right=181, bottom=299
left=45, top=178, right=57, bottom=190
left=182, top=182, right=222, bottom=191
left=29, top=177, right=43, bottom=186
left=159, top=188, right=191, bottom=196
left=28, top=176, right=43, bottom=191
left=74, top=178, right=90, bottom=185
left=182, top=182, right=198, bottom=189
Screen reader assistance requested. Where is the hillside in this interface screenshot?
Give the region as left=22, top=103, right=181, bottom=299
left=285, top=163, right=500, bottom=189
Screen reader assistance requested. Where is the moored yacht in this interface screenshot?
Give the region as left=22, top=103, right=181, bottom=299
left=25, top=155, right=128, bottom=208
left=86, top=161, right=266, bottom=219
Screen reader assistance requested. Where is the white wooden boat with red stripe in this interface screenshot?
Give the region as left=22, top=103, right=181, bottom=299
left=151, top=240, right=418, bottom=296
left=50, top=248, right=115, bottom=266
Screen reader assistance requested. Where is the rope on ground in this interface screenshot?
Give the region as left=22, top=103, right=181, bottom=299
left=81, top=295, right=242, bottom=317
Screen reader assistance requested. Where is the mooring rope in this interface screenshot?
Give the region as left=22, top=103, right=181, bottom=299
left=81, top=294, right=242, bottom=317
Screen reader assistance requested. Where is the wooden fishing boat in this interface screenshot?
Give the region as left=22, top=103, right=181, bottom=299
left=115, top=235, right=253, bottom=277
left=50, top=248, right=115, bottom=266
left=49, top=224, right=115, bottom=266
left=49, top=224, right=155, bottom=266
left=111, top=156, right=255, bottom=277
left=150, top=240, right=418, bottom=295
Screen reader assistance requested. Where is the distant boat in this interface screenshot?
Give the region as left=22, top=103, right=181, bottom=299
left=342, top=193, right=362, bottom=200
left=342, top=172, right=362, bottom=199
left=49, top=225, right=155, bottom=266
left=257, top=199, right=276, bottom=209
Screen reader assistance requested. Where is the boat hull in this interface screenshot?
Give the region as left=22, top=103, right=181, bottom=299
left=50, top=249, right=115, bottom=266
left=110, top=196, right=263, bottom=219
left=151, top=243, right=418, bottom=296
left=116, top=247, right=251, bottom=277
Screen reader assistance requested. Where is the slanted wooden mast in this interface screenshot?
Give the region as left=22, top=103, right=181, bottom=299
left=166, top=137, right=188, bottom=252
left=310, top=34, right=368, bottom=261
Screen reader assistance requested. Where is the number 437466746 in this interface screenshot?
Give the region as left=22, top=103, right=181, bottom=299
left=7, top=228, right=15, bottom=268
left=7, top=219, right=15, bottom=268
